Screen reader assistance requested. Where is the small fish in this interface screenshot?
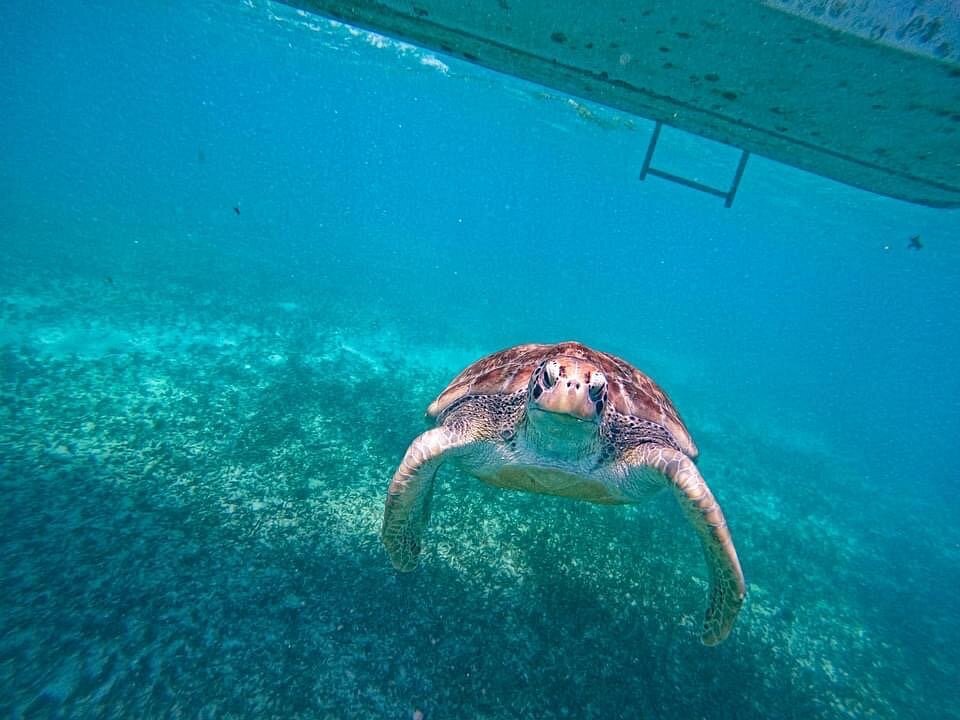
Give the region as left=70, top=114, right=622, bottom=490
left=233, top=206, right=241, bottom=215
left=197, top=148, right=206, bottom=165
left=907, top=235, right=923, bottom=250
left=103, top=275, right=114, bottom=286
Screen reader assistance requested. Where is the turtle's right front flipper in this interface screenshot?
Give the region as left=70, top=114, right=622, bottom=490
left=381, top=426, right=462, bottom=572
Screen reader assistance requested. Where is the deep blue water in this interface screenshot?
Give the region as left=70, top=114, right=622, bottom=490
left=2, top=2, right=959, bottom=718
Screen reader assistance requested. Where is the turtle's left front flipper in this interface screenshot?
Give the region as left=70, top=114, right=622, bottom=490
left=626, top=445, right=746, bottom=645
left=381, top=426, right=463, bottom=572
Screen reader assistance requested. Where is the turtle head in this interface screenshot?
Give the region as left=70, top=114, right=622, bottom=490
left=526, top=357, right=608, bottom=426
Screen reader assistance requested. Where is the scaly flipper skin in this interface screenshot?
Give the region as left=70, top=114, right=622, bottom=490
left=625, top=445, right=746, bottom=645
left=381, top=426, right=464, bottom=571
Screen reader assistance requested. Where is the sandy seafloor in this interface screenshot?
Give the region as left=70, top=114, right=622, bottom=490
left=1, top=232, right=957, bottom=720
left=2, top=1, right=960, bottom=719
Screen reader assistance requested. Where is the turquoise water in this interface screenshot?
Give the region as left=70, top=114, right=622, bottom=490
left=2, top=1, right=959, bottom=718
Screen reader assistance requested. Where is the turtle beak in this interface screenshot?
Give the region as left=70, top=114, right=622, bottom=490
left=531, top=362, right=605, bottom=422
left=536, top=385, right=598, bottom=420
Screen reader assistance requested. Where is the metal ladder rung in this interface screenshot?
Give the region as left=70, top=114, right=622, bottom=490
left=639, top=121, right=750, bottom=208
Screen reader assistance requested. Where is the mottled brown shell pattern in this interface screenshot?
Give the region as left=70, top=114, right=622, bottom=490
left=426, top=341, right=697, bottom=458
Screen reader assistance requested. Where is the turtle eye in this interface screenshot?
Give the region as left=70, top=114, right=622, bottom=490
left=542, top=360, right=561, bottom=389
left=588, top=371, right=607, bottom=402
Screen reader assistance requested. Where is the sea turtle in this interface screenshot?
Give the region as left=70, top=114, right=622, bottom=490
left=381, top=341, right=746, bottom=645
